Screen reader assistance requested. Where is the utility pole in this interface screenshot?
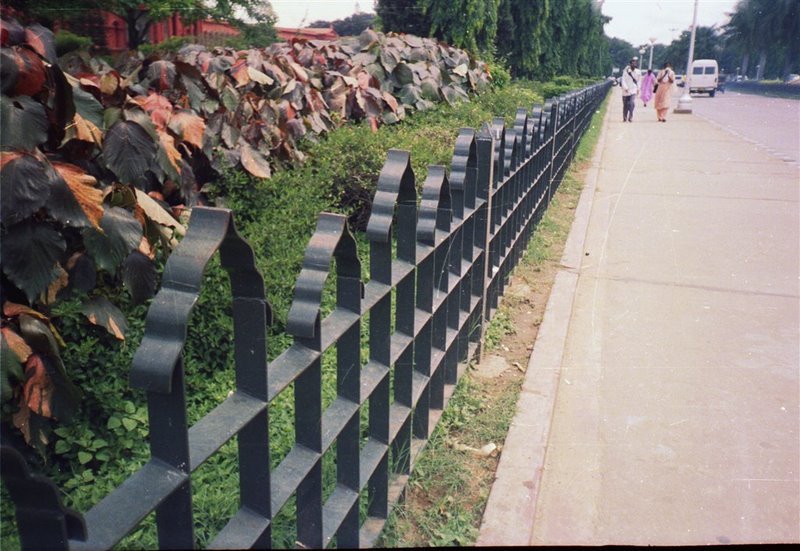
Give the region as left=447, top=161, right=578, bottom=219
left=675, top=0, right=699, bottom=114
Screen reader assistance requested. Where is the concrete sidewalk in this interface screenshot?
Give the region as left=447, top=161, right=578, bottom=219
left=478, top=87, right=800, bottom=546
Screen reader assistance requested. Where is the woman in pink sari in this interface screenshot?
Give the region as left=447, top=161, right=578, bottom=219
left=640, top=69, right=655, bottom=107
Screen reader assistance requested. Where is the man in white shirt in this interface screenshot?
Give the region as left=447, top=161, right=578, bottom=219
left=620, top=57, right=641, bottom=122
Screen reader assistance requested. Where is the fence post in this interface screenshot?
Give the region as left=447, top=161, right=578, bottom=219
left=546, top=98, right=559, bottom=209
left=475, top=123, right=495, bottom=360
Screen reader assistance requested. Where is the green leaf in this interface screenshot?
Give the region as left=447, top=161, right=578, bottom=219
left=146, top=60, right=176, bottom=91
left=0, top=152, right=55, bottom=226
left=70, top=84, right=104, bottom=129
left=1, top=221, right=65, bottom=303
left=19, top=314, right=59, bottom=357
left=107, top=416, right=121, bottom=429
left=122, top=251, right=157, bottom=304
left=54, top=439, right=71, bottom=454
left=0, top=50, right=19, bottom=95
left=393, top=63, right=415, bottom=86
left=122, top=417, right=137, bottom=431
left=83, top=206, right=143, bottom=273
left=420, top=78, right=441, bottom=101
left=45, top=164, right=92, bottom=228
left=0, top=94, right=48, bottom=151
left=78, top=451, right=93, bottom=464
left=102, top=120, right=157, bottom=187
left=81, top=296, right=128, bottom=340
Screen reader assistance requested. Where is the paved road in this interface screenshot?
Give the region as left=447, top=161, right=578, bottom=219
left=478, top=87, right=800, bottom=546
left=689, top=90, right=800, bottom=165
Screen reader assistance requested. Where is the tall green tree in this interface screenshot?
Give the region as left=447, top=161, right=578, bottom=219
left=723, top=0, right=799, bottom=79
left=421, top=0, right=500, bottom=54
left=606, top=36, right=636, bottom=73
left=309, top=13, right=376, bottom=36
left=662, top=26, right=723, bottom=75
left=375, top=0, right=431, bottom=37
left=495, top=0, right=549, bottom=78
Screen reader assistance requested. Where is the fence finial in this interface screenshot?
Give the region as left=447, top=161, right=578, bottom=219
left=1, top=445, right=88, bottom=549
left=287, top=213, right=361, bottom=339
left=130, top=208, right=269, bottom=393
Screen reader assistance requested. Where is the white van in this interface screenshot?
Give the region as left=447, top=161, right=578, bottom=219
left=689, top=59, right=719, bottom=97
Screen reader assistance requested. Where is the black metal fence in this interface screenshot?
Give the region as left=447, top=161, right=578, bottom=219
left=1, top=81, right=610, bottom=550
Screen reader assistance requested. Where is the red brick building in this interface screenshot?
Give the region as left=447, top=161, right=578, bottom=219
left=99, top=12, right=240, bottom=52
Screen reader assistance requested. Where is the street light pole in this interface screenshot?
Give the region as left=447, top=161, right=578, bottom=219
left=648, top=37, right=656, bottom=70
left=675, top=0, right=699, bottom=114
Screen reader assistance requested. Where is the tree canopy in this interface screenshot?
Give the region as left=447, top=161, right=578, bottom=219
left=723, top=0, right=799, bottom=79
left=308, top=12, right=376, bottom=37
left=376, top=0, right=611, bottom=78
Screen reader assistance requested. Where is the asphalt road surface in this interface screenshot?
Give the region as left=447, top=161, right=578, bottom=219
left=687, top=89, right=800, bottom=165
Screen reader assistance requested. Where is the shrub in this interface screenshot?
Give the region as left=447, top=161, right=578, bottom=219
left=54, top=30, right=92, bottom=56
left=138, top=36, right=190, bottom=56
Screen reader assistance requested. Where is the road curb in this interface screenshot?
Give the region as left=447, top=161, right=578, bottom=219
left=476, top=92, right=612, bottom=546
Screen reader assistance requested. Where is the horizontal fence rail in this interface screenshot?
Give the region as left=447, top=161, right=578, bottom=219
left=1, top=81, right=610, bottom=550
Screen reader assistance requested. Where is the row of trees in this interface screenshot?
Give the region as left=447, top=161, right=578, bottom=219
left=724, top=0, right=799, bottom=80
left=609, top=0, right=799, bottom=80
left=376, top=0, right=612, bottom=79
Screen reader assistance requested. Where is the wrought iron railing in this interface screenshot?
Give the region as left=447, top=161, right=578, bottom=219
left=1, top=81, right=610, bottom=549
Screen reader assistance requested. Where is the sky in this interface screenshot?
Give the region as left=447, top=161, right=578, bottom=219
left=600, top=0, right=739, bottom=47
left=270, top=0, right=375, bottom=28
left=268, top=0, right=739, bottom=48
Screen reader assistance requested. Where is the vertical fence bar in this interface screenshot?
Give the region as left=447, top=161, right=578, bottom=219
left=335, top=233, right=362, bottom=548
left=451, top=129, right=478, bottom=364
left=420, top=166, right=452, bottom=409
left=475, top=123, right=495, bottom=358
left=221, top=228, right=272, bottom=549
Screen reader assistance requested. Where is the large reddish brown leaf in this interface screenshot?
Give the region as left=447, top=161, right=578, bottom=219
left=24, top=24, right=56, bottom=63
left=382, top=91, right=399, bottom=113
left=1, top=327, right=32, bottom=363
left=136, top=92, right=173, bottom=114
left=0, top=151, right=22, bottom=169
left=51, top=161, right=104, bottom=230
left=41, top=264, right=68, bottom=305
left=82, top=296, right=128, bottom=340
left=240, top=143, right=271, bottom=179
left=99, top=71, right=121, bottom=96
left=12, top=47, right=46, bottom=96
left=157, top=130, right=182, bottom=178
left=168, top=110, right=205, bottom=149
left=22, top=354, right=54, bottom=418
left=71, top=112, right=103, bottom=145
left=231, top=58, right=250, bottom=87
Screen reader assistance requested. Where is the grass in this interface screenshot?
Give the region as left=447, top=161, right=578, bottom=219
left=377, top=92, right=610, bottom=548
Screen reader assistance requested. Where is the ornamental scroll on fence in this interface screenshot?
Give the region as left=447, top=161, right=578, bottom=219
left=1, top=80, right=610, bottom=550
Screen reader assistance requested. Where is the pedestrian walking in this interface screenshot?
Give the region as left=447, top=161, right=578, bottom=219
left=654, top=62, right=676, bottom=122
left=620, top=57, right=641, bottom=122
left=640, top=69, right=655, bottom=107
